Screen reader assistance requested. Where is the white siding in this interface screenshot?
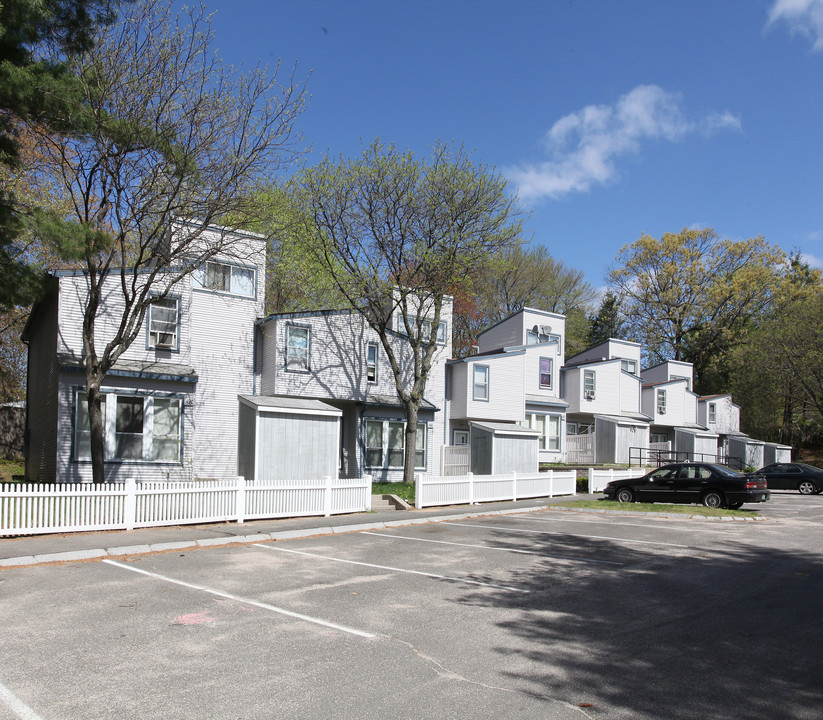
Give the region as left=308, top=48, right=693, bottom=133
left=453, top=354, right=524, bottom=422
left=477, top=308, right=565, bottom=354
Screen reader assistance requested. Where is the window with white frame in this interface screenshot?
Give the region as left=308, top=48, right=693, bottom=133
left=192, top=261, right=255, bottom=297
left=453, top=429, right=469, bottom=445
left=522, top=413, right=561, bottom=451
left=657, top=389, right=667, bottom=414
left=672, top=374, right=690, bottom=390
left=285, top=324, right=310, bottom=371
left=539, top=357, right=553, bottom=389
left=708, top=402, right=716, bottom=424
left=473, top=364, right=489, bottom=401
left=399, top=316, right=447, bottom=345
left=366, top=342, right=378, bottom=383
left=75, top=392, right=182, bottom=462
left=650, top=432, right=669, bottom=444
left=621, top=359, right=637, bottom=375
left=584, top=370, right=596, bottom=399
left=147, top=296, right=179, bottom=350
left=365, top=419, right=427, bottom=470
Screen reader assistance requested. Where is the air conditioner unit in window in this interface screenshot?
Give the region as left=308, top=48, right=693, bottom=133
left=153, top=334, right=175, bottom=348
left=658, top=406, right=666, bottom=414
left=584, top=390, right=595, bottom=400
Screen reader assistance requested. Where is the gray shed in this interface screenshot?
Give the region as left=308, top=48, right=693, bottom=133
left=763, top=442, right=792, bottom=465
left=593, top=414, right=649, bottom=464
left=469, top=421, right=540, bottom=475
left=238, top=396, right=342, bottom=482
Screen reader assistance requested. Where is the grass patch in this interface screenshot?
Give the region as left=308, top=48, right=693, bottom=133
left=372, top=482, right=415, bottom=502
left=562, top=498, right=760, bottom=517
left=0, top=458, right=25, bottom=484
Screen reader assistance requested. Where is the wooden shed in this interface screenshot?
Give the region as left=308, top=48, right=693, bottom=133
left=238, top=395, right=342, bottom=482
left=468, top=421, right=540, bottom=475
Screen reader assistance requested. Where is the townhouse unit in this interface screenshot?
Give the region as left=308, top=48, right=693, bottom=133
left=24, top=224, right=266, bottom=483
left=562, top=339, right=647, bottom=464
left=640, top=360, right=719, bottom=463
left=446, top=308, right=567, bottom=473
left=254, top=298, right=452, bottom=482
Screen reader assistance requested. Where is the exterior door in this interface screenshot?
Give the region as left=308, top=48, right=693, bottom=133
left=636, top=466, right=678, bottom=503
left=673, top=464, right=714, bottom=502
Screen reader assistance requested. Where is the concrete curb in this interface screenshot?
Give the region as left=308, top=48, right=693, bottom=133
left=0, top=501, right=767, bottom=568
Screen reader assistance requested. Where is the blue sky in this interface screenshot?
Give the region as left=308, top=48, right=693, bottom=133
left=207, top=0, right=823, bottom=288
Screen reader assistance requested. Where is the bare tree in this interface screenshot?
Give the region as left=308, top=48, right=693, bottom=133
left=290, top=140, right=523, bottom=483
left=29, top=0, right=307, bottom=483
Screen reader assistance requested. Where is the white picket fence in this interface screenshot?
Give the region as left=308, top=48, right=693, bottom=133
left=415, top=470, right=576, bottom=509
left=587, top=468, right=647, bottom=493
left=0, top=476, right=372, bottom=537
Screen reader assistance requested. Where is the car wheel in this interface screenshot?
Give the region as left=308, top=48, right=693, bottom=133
left=798, top=481, right=816, bottom=495
left=702, top=491, right=725, bottom=508
left=616, top=488, right=635, bottom=503
left=727, top=502, right=743, bottom=510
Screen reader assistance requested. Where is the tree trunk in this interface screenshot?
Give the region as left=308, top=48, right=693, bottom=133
left=87, top=380, right=106, bottom=485
left=403, top=403, right=419, bottom=485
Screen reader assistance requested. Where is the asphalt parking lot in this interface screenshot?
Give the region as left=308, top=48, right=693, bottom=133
left=2, top=493, right=822, bottom=720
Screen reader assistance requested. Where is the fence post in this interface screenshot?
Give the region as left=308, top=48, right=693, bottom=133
left=124, top=477, right=136, bottom=531
left=512, top=471, right=518, bottom=501
left=236, top=476, right=246, bottom=524
left=468, top=471, right=474, bottom=505
left=323, top=475, right=332, bottom=517
left=414, top=474, right=421, bottom=509
left=365, top=474, right=373, bottom=511
left=587, top=468, right=594, bottom=494
left=547, top=469, right=554, bottom=498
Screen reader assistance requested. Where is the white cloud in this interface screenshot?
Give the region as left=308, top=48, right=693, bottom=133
left=801, top=252, right=823, bottom=268
left=767, top=0, right=823, bottom=51
left=507, top=85, right=741, bottom=201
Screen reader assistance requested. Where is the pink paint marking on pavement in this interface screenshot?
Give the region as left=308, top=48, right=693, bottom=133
left=173, top=611, right=214, bottom=625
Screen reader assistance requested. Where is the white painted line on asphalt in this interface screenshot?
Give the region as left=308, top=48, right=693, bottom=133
left=362, top=531, right=624, bottom=566
left=456, top=521, right=692, bottom=549
left=102, top=559, right=375, bottom=639
left=0, top=680, right=46, bottom=720
left=254, top=544, right=530, bottom=593
left=508, top=514, right=730, bottom=533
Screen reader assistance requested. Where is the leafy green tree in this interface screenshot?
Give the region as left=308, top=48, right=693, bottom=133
left=28, top=0, right=307, bottom=483
left=588, top=290, right=625, bottom=346
left=0, top=0, right=123, bottom=307
left=452, top=244, right=596, bottom=357
left=608, top=227, right=785, bottom=392
left=289, top=140, right=523, bottom=483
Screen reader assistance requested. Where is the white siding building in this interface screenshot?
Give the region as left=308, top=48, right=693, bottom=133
left=24, top=225, right=265, bottom=483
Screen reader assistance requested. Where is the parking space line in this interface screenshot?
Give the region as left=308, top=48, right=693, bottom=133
left=0, top=680, right=45, bottom=720
left=254, top=544, right=530, bottom=593
left=455, top=522, right=692, bottom=549
left=362, top=531, right=625, bottom=566
left=102, top=559, right=375, bottom=639
left=508, top=514, right=733, bottom=533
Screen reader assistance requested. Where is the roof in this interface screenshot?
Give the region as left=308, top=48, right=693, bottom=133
left=58, top=354, right=198, bottom=382
left=524, top=395, right=569, bottom=408
left=238, top=395, right=342, bottom=416
left=365, top=393, right=439, bottom=412
left=469, top=421, right=541, bottom=436
left=475, top=307, right=565, bottom=338
left=593, top=414, right=650, bottom=427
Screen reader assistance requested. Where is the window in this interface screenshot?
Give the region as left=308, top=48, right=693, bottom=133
left=453, top=429, right=469, bottom=445
left=584, top=370, right=596, bottom=399
left=75, top=393, right=106, bottom=459
left=399, top=316, right=447, bottom=345
left=473, top=365, right=489, bottom=401
left=285, top=324, right=310, bottom=371
left=192, top=261, right=255, bottom=298
left=147, top=297, right=179, bottom=350
left=115, top=396, right=144, bottom=459
left=539, top=357, right=553, bottom=389
left=708, top=403, right=716, bottom=424
left=657, top=389, right=667, bottom=414
left=75, top=392, right=182, bottom=462
left=522, top=413, right=562, bottom=451
left=365, top=420, right=427, bottom=470
left=365, top=420, right=384, bottom=467
left=621, top=359, right=637, bottom=375
left=672, top=374, right=691, bottom=390
left=650, top=432, right=669, bottom=444
left=366, top=343, right=378, bottom=383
